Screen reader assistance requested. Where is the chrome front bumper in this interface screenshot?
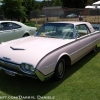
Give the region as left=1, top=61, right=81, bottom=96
left=0, top=59, right=54, bottom=81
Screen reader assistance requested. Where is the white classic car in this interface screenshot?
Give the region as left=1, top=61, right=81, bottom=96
left=66, top=13, right=77, bottom=18
left=0, top=21, right=37, bottom=43
left=0, top=21, right=100, bottom=81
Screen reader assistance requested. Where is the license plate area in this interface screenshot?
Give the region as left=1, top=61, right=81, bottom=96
left=5, top=71, right=16, bottom=76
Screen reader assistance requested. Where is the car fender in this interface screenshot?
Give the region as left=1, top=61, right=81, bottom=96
left=57, top=52, right=71, bottom=63
left=35, top=49, right=71, bottom=75
left=24, top=30, right=30, bottom=35
left=35, top=52, right=71, bottom=81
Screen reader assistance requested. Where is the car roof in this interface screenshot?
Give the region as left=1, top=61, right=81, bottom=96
left=0, top=20, right=19, bottom=23
left=46, top=21, right=95, bottom=33
left=47, top=21, right=90, bottom=25
left=0, top=20, right=25, bottom=26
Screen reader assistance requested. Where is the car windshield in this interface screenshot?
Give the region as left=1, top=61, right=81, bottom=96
left=35, top=23, right=74, bottom=39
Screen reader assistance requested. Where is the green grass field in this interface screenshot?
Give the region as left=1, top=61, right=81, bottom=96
left=0, top=44, right=100, bottom=100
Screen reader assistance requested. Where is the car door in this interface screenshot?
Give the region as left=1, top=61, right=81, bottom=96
left=0, top=22, right=16, bottom=43
left=11, top=22, right=24, bottom=38
left=89, top=30, right=100, bottom=48
left=75, top=24, right=92, bottom=57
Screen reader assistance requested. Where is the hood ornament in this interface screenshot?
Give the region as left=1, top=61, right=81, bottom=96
left=10, top=46, right=25, bottom=50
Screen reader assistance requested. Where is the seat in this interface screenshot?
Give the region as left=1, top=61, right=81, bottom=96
left=64, top=32, right=73, bottom=39
left=62, top=29, right=73, bottom=39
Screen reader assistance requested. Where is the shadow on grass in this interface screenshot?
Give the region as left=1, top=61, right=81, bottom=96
left=0, top=46, right=100, bottom=99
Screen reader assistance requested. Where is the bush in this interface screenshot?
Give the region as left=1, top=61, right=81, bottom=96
left=24, top=22, right=35, bottom=27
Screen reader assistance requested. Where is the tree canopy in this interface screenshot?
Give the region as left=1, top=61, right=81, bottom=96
left=61, top=0, right=87, bottom=8
left=52, top=0, right=62, bottom=6
left=22, top=0, right=37, bottom=20
left=0, top=0, right=98, bottom=21
left=1, top=0, right=26, bottom=21
left=61, top=0, right=99, bottom=8
left=1, top=0, right=38, bottom=21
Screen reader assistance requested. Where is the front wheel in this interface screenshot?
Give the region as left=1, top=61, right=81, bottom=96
left=53, top=58, right=66, bottom=80
left=23, top=34, right=29, bottom=37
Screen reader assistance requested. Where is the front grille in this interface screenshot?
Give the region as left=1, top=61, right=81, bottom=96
left=0, top=59, right=37, bottom=79
left=0, top=59, right=22, bottom=73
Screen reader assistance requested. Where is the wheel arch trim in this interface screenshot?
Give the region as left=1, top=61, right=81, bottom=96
left=57, top=53, right=71, bottom=66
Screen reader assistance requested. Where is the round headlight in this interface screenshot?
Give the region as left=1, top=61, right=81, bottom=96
left=24, top=64, right=30, bottom=70
left=30, top=66, right=35, bottom=71
left=21, top=63, right=34, bottom=72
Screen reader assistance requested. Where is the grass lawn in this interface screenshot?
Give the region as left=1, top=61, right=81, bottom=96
left=0, top=44, right=100, bottom=100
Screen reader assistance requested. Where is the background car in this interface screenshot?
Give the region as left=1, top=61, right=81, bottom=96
left=0, top=21, right=37, bottom=43
left=0, top=21, right=100, bottom=81
left=66, top=13, right=77, bottom=18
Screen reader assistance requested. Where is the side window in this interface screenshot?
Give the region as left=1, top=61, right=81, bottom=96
left=12, top=23, right=21, bottom=29
left=76, top=24, right=90, bottom=37
left=1, top=22, right=12, bottom=30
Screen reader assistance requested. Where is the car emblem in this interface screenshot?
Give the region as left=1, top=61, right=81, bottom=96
left=3, top=57, right=11, bottom=61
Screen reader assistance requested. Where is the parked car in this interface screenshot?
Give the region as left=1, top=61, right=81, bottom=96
left=0, top=21, right=100, bottom=81
left=0, top=21, right=37, bottom=43
left=66, top=13, right=77, bottom=18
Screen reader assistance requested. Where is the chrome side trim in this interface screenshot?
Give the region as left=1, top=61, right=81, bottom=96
left=70, top=37, right=100, bottom=56
left=43, top=62, right=56, bottom=69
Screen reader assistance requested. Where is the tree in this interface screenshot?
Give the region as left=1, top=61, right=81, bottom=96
left=87, top=0, right=99, bottom=5
left=1, top=0, right=26, bottom=21
left=22, top=0, right=36, bottom=21
left=74, top=0, right=85, bottom=8
left=52, top=0, right=62, bottom=6
left=61, top=0, right=88, bottom=8
left=40, top=0, right=47, bottom=8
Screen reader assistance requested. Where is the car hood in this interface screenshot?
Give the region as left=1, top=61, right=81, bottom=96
left=0, top=36, right=75, bottom=67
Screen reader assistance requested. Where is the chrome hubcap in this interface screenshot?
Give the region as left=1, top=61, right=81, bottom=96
left=58, top=59, right=65, bottom=76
